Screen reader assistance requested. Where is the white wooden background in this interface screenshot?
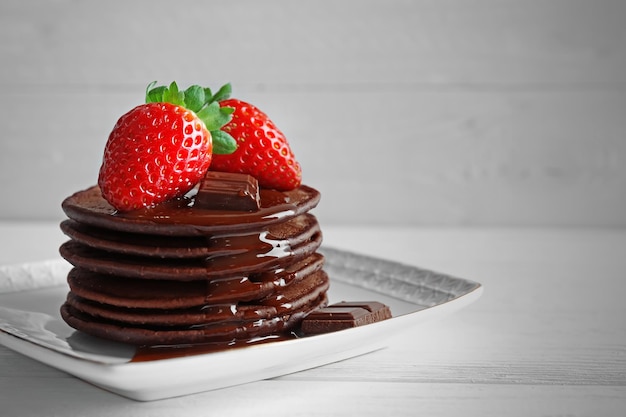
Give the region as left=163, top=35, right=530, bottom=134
left=1, top=0, right=625, bottom=227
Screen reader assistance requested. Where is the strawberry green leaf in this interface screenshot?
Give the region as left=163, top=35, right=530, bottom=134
left=146, top=81, right=157, bottom=92
left=203, top=87, right=213, bottom=102
left=211, top=129, right=237, bottom=154
left=145, top=81, right=233, bottom=108
left=183, top=85, right=205, bottom=113
left=211, top=83, right=232, bottom=103
left=196, top=102, right=233, bottom=131
left=162, top=82, right=185, bottom=106
left=146, top=83, right=166, bottom=103
left=142, top=81, right=237, bottom=155
left=220, top=106, right=235, bottom=116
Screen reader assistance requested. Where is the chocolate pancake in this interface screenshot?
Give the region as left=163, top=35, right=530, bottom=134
left=60, top=212, right=321, bottom=259
left=59, top=214, right=322, bottom=280
left=62, top=185, right=321, bottom=236
left=60, top=270, right=329, bottom=345
left=66, top=253, right=325, bottom=309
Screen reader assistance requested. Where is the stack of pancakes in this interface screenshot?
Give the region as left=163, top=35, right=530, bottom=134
left=58, top=184, right=328, bottom=346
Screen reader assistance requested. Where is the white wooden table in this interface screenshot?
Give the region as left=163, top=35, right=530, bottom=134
left=1, top=222, right=625, bottom=416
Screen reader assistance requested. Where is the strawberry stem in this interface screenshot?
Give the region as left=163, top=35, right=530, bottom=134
left=145, top=81, right=237, bottom=154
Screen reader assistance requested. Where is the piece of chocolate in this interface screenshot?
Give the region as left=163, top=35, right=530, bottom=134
left=194, top=171, right=260, bottom=211
left=300, top=301, right=392, bottom=335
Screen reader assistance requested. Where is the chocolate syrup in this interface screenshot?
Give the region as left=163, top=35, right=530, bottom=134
left=130, top=300, right=393, bottom=361
left=131, top=333, right=297, bottom=362
left=59, top=218, right=322, bottom=281
left=62, top=185, right=321, bottom=235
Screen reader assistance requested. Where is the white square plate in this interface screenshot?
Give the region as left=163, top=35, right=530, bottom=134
left=0, top=247, right=482, bottom=401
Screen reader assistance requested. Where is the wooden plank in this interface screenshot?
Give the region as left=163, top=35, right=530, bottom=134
left=1, top=88, right=625, bottom=225
left=2, top=351, right=625, bottom=416
left=1, top=0, right=625, bottom=226
left=0, top=0, right=624, bottom=87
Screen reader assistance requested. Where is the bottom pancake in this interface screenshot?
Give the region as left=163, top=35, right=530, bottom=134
left=60, top=270, right=329, bottom=345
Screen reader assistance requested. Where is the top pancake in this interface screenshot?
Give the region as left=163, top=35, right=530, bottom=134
left=62, top=185, right=321, bottom=236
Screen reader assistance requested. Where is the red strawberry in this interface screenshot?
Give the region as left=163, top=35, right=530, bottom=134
left=211, top=99, right=302, bottom=191
left=98, top=82, right=236, bottom=211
